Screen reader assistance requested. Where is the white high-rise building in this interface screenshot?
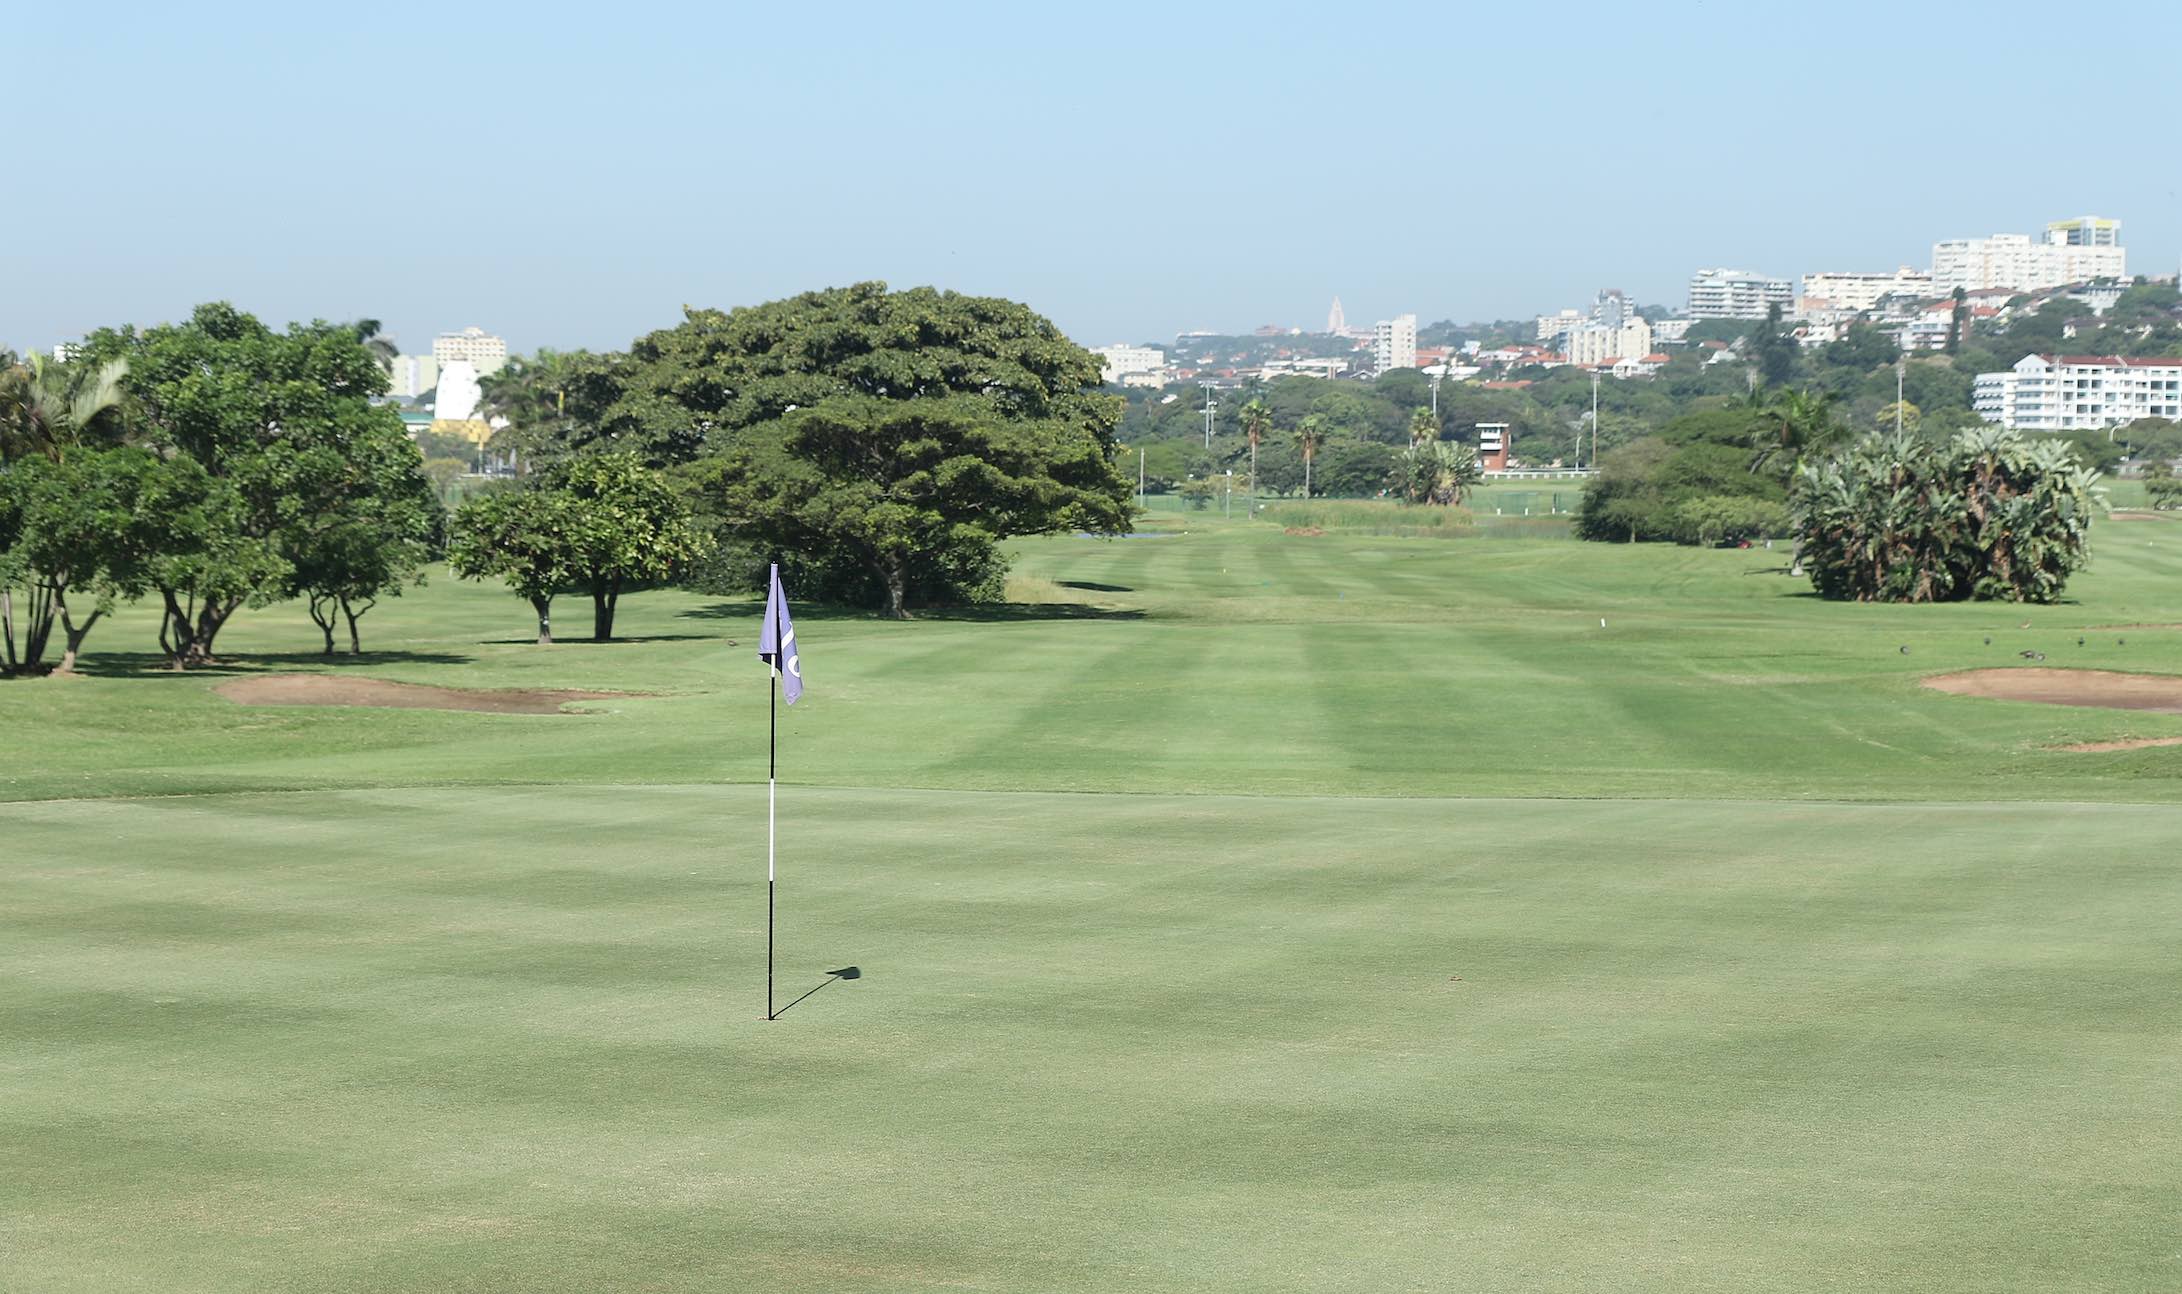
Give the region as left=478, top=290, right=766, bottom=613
left=1687, top=269, right=1793, bottom=319
left=1091, top=344, right=1165, bottom=384
left=1566, top=318, right=1653, bottom=366
left=1536, top=309, right=1586, bottom=342
left=1974, top=353, right=2182, bottom=430
left=1932, top=217, right=2125, bottom=292
left=1326, top=297, right=1347, bottom=334
left=432, top=360, right=484, bottom=423
left=385, top=354, right=439, bottom=399
left=1540, top=290, right=1642, bottom=346
left=1798, top=268, right=1936, bottom=313
left=1373, top=313, right=1417, bottom=372
left=432, top=326, right=508, bottom=376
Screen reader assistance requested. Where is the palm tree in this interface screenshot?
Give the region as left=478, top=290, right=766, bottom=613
left=1297, top=415, right=1325, bottom=500
left=350, top=319, right=399, bottom=375
left=1749, top=387, right=1843, bottom=478
left=0, top=353, right=129, bottom=463
left=1238, top=397, right=1271, bottom=508
left=1394, top=441, right=1484, bottom=506
left=1408, top=407, right=1439, bottom=448
left=1425, top=441, right=1484, bottom=506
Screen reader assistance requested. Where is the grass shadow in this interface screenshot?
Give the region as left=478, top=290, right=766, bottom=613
left=475, top=634, right=720, bottom=645
left=64, top=650, right=478, bottom=679
left=1058, top=580, right=1134, bottom=593
left=773, top=966, right=859, bottom=1020
left=678, top=601, right=1145, bottom=624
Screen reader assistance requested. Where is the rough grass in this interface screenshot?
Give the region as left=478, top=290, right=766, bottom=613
left=1255, top=498, right=1478, bottom=536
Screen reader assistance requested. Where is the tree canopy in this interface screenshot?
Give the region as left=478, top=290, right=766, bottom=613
left=594, top=283, right=1137, bottom=615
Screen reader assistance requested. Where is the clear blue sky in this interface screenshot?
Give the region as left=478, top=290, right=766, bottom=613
left=10, top=0, right=2179, bottom=357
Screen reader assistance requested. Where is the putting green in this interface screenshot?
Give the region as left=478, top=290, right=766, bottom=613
left=6, top=787, right=2179, bottom=1291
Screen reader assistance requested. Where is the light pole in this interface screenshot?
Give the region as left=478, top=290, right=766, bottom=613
left=1896, top=354, right=1906, bottom=435
left=1201, top=382, right=1218, bottom=449
left=1430, top=367, right=1444, bottom=418
left=1224, top=469, right=1233, bottom=519
left=1589, top=370, right=1600, bottom=470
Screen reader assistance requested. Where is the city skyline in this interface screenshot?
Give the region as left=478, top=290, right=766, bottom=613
left=8, top=1, right=2180, bottom=357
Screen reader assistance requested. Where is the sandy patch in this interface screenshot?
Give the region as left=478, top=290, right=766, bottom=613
left=2052, top=736, right=2182, bottom=753
left=215, top=673, right=633, bottom=715
left=1922, top=667, right=2182, bottom=714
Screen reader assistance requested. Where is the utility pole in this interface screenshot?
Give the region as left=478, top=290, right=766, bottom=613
left=1589, top=370, right=1600, bottom=470
left=1138, top=447, right=1146, bottom=509
left=1896, top=355, right=1906, bottom=435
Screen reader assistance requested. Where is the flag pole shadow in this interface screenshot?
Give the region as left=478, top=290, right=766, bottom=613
left=771, top=966, right=860, bottom=1019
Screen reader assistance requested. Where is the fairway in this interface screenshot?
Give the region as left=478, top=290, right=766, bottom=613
left=7, top=517, right=2182, bottom=1291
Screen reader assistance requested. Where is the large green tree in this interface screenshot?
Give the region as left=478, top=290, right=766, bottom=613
left=448, top=489, right=578, bottom=645
left=79, top=303, right=430, bottom=666
left=285, top=430, right=442, bottom=654
left=449, top=453, right=708, bottom=641
left=623, top=283, right=1130, bottom=614
left=709, top=394, right=1128, bottom=618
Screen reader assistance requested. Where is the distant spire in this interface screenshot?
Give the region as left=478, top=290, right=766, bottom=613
left=1327, top=296, right=1346, bottom=334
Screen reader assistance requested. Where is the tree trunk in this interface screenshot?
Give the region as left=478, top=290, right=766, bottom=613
left=56, top=602, right=102, bottom=676
left=308, top=594, right=338, bottom=655
left=532, top=596, right=554, bottom=645
left=161, top=590, right=240, bottom=669
left=592, top=581, right=620, bottom=641
left=880, top=558, right=909, bottom=620
left=21, top=582, right=55, bottom=670
left=1, top=586, right=16, bottom=676
left=193, top=599, right=241, bottom=668
left=1303, top=456, right=1313, bottom=500
left=339, top=596, right=372, bottom=655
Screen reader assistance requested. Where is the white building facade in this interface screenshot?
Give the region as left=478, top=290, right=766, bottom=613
left=1567, top=318, right=1653, bottom=365
left=432, top=327, right=508, bottom=376
left=1798, top=267, right=1935, bottom=313
left=1974, top=353, right=2182, bottom=430
left=1932, top=218, right=2126, bottom=293
left=1373, top=314, right=1418, bottom=372
left=1688, top=269, right=1793, bottom=319
left=1092, top=344, right=1165, bottom=384
left=385, top=354, right=439, bottom=399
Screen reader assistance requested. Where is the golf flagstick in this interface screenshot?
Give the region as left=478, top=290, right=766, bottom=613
left=756, top=562, right=803, bottom=1022
left=767, top=649, right=776, bottom=1021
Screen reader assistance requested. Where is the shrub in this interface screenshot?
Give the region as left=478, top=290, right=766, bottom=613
left=1791, top=428, right=2102, bottom=603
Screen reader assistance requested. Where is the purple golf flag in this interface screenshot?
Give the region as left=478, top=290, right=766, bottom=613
left=758, top=563, right=804, bottom=704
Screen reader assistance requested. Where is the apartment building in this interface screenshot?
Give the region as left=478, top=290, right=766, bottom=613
left=432, top=326, right=508, bottom=376
left=385, top=354, right=439, bottom=399
left=1567, top=318, right=1653, bottom=366
left=1092, top=344, right=1165, bottom=384
left=1373, top=314, right=1417, bottom=372
left=1687, top=269, right=1793, bottom=319
left=1974, top=353, right=2182, bottom=430
left=1798, top=267, right=1935, bottom=313
left=1932, top=217, right=2126, bottom=293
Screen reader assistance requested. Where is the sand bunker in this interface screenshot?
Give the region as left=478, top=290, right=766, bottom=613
left=2052, top=736, right=2182, bottom=753
left=1923, top=668, right=2182, bottom=714
left=215, top=674, right=632, bottom=715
